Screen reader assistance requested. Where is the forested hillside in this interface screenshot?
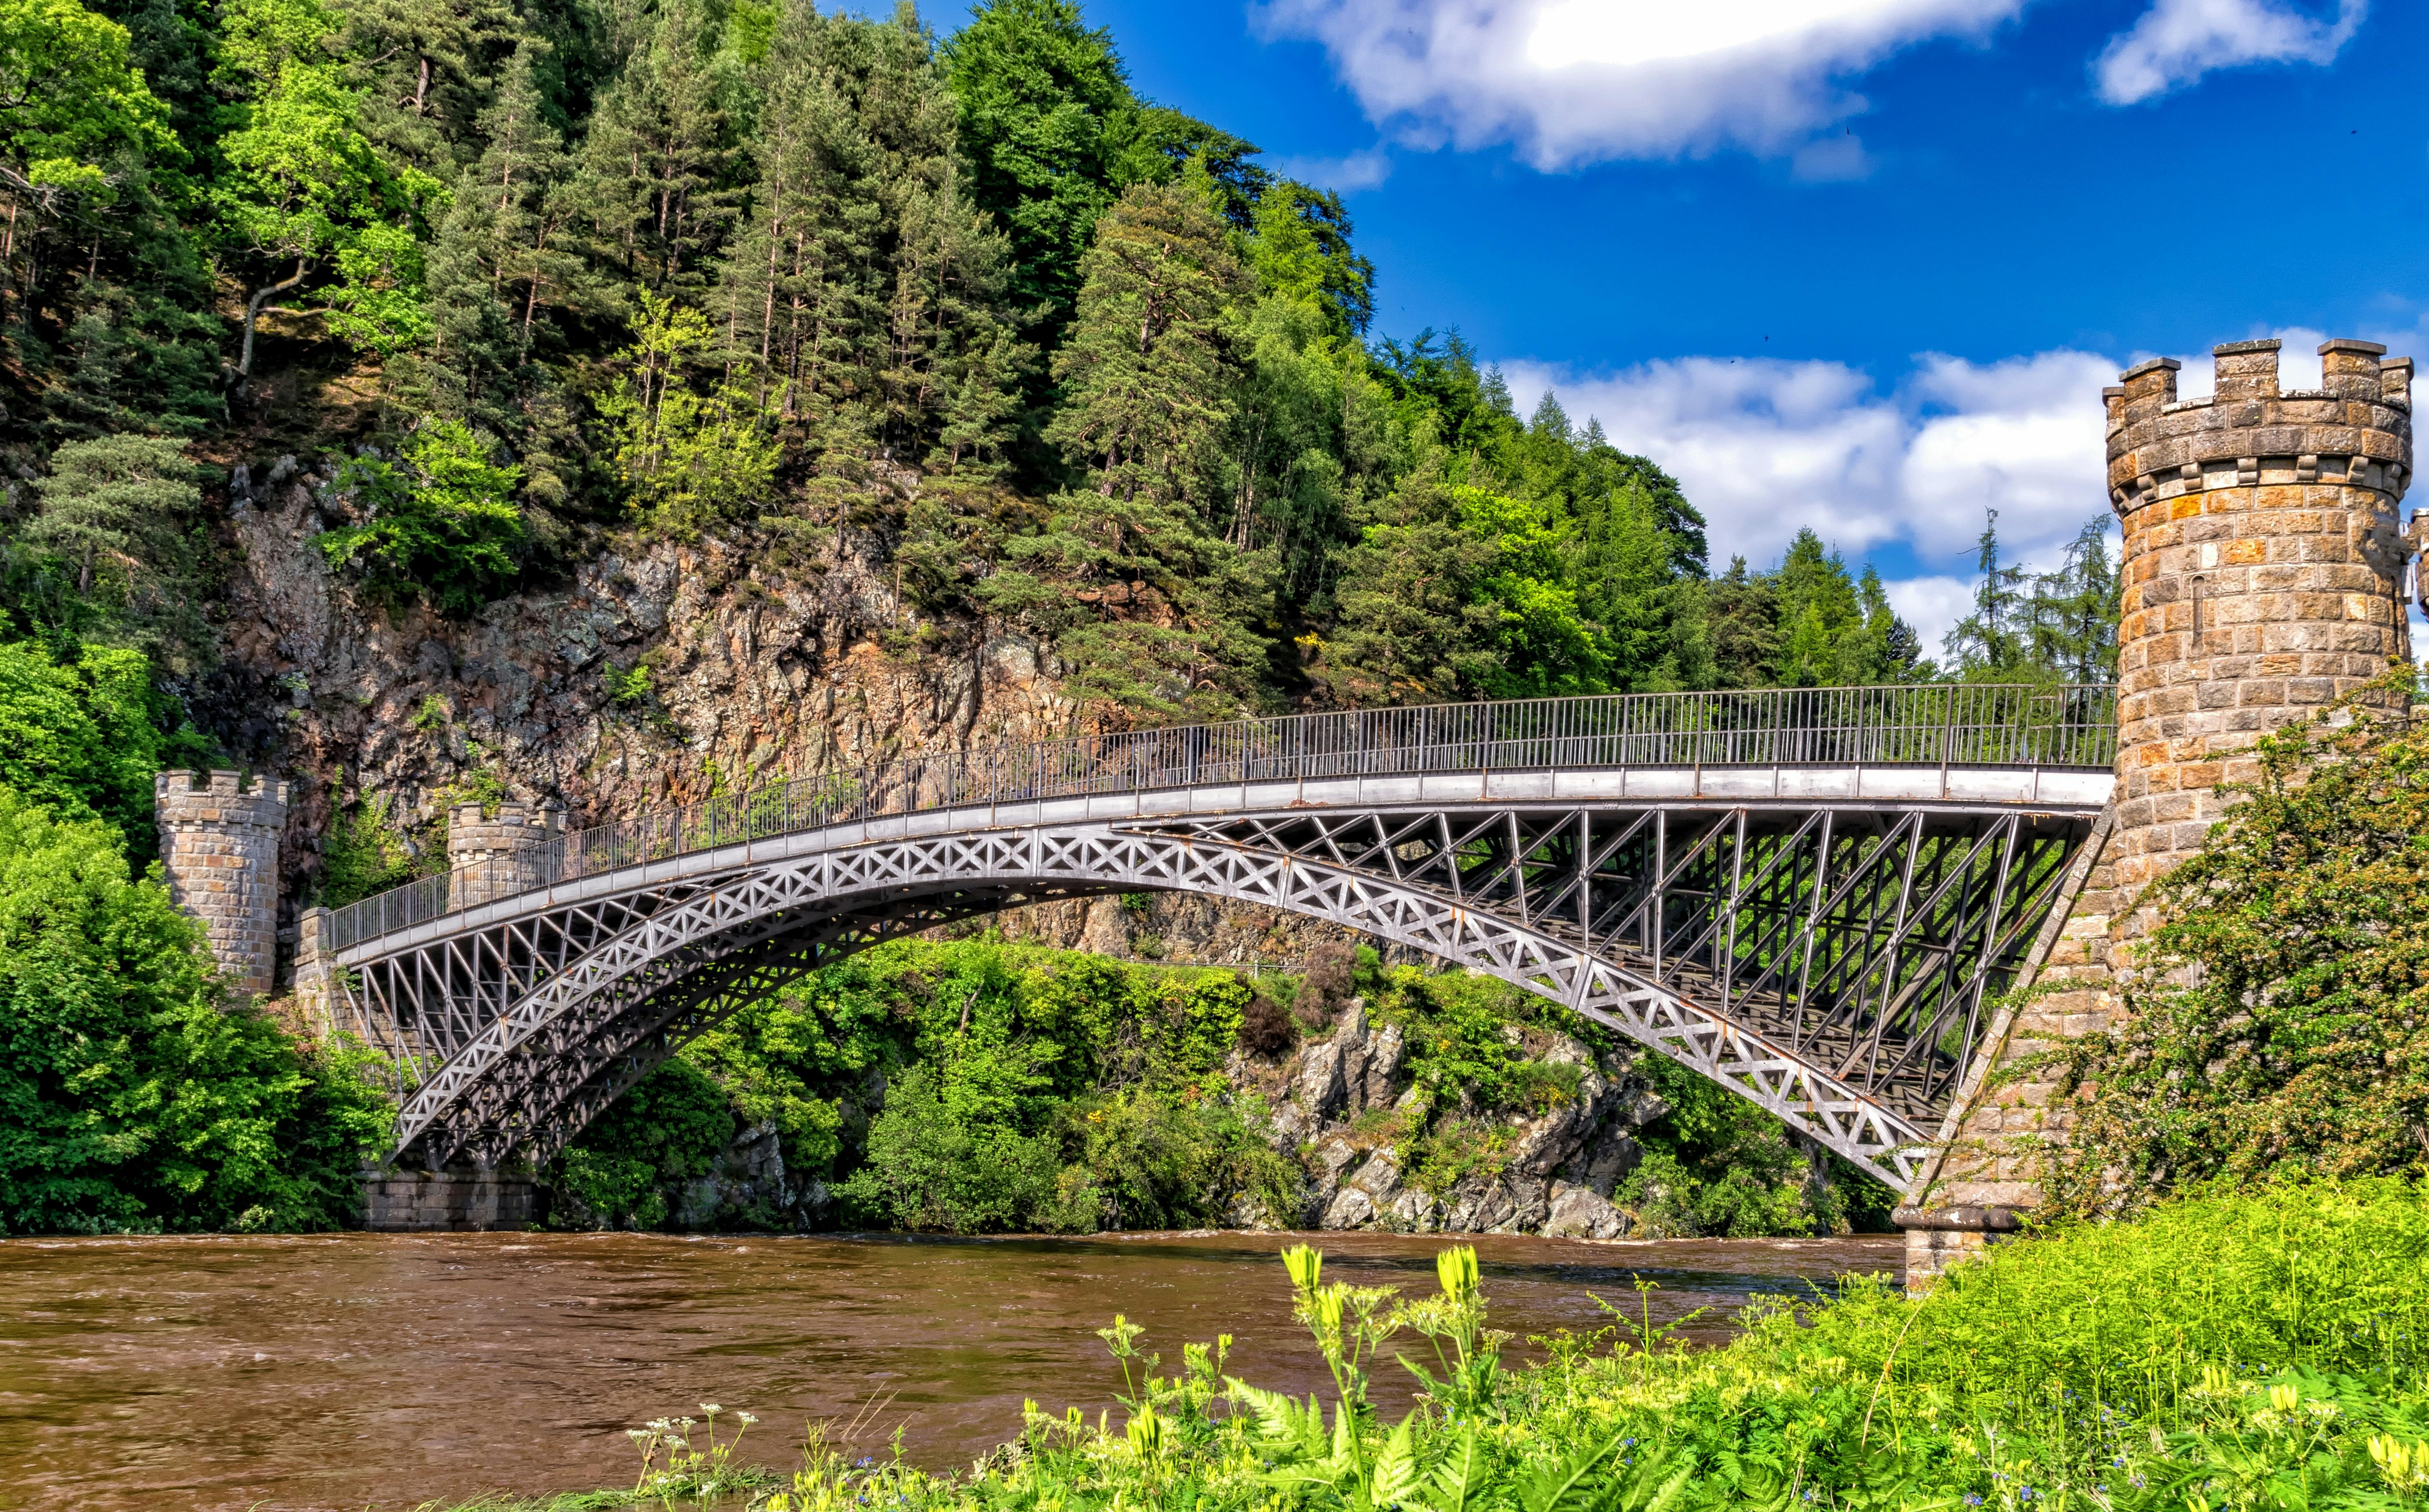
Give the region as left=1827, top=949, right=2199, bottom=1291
left=2, top=0, right=2118, bottom=728
left=0, top=0, right=2123, bottom=1234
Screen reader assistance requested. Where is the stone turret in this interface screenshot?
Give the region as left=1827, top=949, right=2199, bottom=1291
left=156, top=769, right=290, bottom=997
left=446, top=800, right=564, bottom=909
left=1905, top=338, right=2416, bottom=1285
left=2104, top=337, right=2414, bottom=902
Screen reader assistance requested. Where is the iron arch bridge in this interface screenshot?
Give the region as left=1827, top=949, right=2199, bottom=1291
left=321, top=684, right=2117, bottom=1191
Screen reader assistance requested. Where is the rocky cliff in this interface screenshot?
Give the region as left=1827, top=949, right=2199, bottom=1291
left=1242, top=1002, right=1667, bottom=1238
left=208, top=458, right=1372, bottom=972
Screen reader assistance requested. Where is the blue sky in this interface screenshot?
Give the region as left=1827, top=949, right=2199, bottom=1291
left=917, top=0, right=2427, bottom=649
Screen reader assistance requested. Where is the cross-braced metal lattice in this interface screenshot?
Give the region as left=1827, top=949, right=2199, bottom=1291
left=336, top=787, right=2104, bottom=1189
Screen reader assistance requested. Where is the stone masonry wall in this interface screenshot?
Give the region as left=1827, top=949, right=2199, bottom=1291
left=1906, top=338, right=2416, bottom=1285
left=156, top=769, right=290, bottom=997
left=447, top=801, right=565, bottom=909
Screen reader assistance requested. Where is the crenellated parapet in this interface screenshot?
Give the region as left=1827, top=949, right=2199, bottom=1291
left=156, top=769, right=291, bottom=997
left=2103, top=338, right=2414, bottom=902
left=2108, top=338, right=2412, bottom=509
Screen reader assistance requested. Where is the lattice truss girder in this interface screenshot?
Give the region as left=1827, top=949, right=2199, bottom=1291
left=348, top=801, right=2096, bottom=1189
left=1156, top=802, right=2092, bottom=1125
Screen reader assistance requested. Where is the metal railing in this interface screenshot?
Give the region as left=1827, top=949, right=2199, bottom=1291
left=325, top=682, right=2116, bottom=951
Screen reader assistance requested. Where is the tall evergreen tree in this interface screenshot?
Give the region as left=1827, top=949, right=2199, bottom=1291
left=570, top=0, right=743, bottom=294
left=989, top=182, right=1266, bottom=717
left=411, top=41, right=590, bottom=496
left=2024, top=517, right=2122, bottom=682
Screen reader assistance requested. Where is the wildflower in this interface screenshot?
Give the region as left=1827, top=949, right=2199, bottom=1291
left=1966, top=1496, right=1982, bottom=1506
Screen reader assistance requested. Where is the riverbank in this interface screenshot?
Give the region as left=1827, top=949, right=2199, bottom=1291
left=441, top=1180, right=2429, bottom=1512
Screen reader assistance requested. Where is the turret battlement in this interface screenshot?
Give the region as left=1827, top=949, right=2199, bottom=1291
left=2108, top=339, right=2414, bottom=511
left=155, top=768, right=293, bottom=828
left=448, top=799, right=566, bottom=909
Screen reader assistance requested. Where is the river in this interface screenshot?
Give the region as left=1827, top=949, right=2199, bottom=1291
left=0, top=1228, right=1899, bottom=1511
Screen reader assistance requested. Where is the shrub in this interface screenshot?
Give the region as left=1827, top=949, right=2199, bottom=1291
left=550, top=1057, right=736, bottom=1229
left=2042, top=686, right=2429, bottom=1217
left=0, top=787, right=389, bottom=1233
left=837, top=1061, right=1065, bottom=1232
left=1295, top=941, right=1355, bottom=1025
left=318, top=420, right=526, bottom=615
left=1234, top=978, right=1296, bottom=1056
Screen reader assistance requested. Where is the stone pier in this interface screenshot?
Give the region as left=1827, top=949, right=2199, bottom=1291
left=363, top=1168, right=538, bottom=1231
left=1901, top=337, right=2417, bottom=1287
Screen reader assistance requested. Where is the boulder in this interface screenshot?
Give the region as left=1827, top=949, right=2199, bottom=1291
left=1543, top=1180, right=1630, bottom=1239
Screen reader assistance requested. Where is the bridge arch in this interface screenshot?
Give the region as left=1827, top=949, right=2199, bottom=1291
left=318, top=686, right=2116, bottom=1197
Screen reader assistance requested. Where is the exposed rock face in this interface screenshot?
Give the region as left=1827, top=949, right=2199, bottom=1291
left=1251, top=1002, right=1667, bottom=1239
left=208, top=462, right=1381, bottom=972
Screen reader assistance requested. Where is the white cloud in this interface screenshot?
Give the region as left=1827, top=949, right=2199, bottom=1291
left=1509, top=324, right=2429, bottom=654
left=2095, top=0, right=2364, bottom=105
left=1502, top=347, right=2115, bottom=574
left=1266, top=147, right=1394, bottom=192
left=1503, top=346, right=2126, bottom=656
left=1883, top=576, right=1979, bottom=658
left=1254, top=0, right=2027, bottom=168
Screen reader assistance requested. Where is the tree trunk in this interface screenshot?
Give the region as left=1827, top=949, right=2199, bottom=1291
left=229, top=259, right=310, bottom=391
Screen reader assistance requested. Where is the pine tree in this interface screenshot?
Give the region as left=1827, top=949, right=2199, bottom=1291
left=1005, top=182, right=1267, bottom=717
left=2024, top=517, right=2122, bottom=682
left=1942, top=508, right=2032, bottom=678
left=572, top=0, right=743, bottom=294
left=414, top=43, right=589, bottom=447
left=25, top=435, right=207, bottom=666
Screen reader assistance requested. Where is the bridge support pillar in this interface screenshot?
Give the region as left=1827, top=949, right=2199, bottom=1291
left=1901, top=337, right=2417, bottom=1290
left=155, top=769, right=290, bottom=998
left=363, top=1167, right=538, bottom=1231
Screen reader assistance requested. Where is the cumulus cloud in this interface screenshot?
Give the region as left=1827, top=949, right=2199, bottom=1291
left=1254, top=0, right=2028, bottom=167
left=2095, top=0, right=2365, bottom=105
left=1501, top=347, right=2116, bottom=573
left=1501, top=346, right=2126, bottom=657
left=1882, top=576, right=1980, bottom=659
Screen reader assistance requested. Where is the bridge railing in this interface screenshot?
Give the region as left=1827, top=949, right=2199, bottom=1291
left=325, top=682, right=2116, bottom=951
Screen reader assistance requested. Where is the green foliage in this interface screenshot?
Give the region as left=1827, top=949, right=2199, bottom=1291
left=0, top=639, right=165, bottom=842
left=316, top=794, right=423, bottom=907
left=2040, top=687, right=2429, bottom=1216
left=0, top=0, right=176, bottom=196
left=599, top=292, right=781, bottom=536
left=838, top=1058, right=1071, bottom=1231
left=318, top=419, right=526, bottom=613
left=552, top=1057, right=736, bottom=1229
left=0, top=786, right=390, bottom=1233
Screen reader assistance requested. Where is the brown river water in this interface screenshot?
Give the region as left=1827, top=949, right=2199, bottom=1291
left=0, top=1228, right=1899, bottom=1512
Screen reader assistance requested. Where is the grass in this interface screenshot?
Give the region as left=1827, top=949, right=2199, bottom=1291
left=430, top=1179, right=2429, bottom=1511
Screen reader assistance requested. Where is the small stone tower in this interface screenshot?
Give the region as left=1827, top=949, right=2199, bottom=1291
left=2105, top=337, right=2413, bottom=908
left=155, top=769, right=291, bottom=997
left=446, top=800, right=564, bottom=909
left=1905, top=338, right=2416, bottom=1284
